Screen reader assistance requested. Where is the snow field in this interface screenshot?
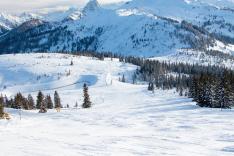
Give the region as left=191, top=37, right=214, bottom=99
left=0, top=53, right=234, bottom=156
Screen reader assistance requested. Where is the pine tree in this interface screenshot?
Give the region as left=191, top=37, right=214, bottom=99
left=0, top=104, right=4, bottom=117
left=213, top=79, right=222, bottom=108
left=179, top=87, right=183, bottom=96
left=82, top=83, right=91, bottom=108
left=27, top=94, right=35, bottom=110
left=219, top=78, right=226, bottom=109
left=4, top=95, right=9, bottom=107
left=54, top=91, right=61, bottom=109
left=8, top=98, right=14, bottom=108
left=39, top=100, right=47, bottom=113
left=121, top=74, right=126, bottom=82
left=21, top=96, right=29, bottom=110
left=74, top=102, right=78, bottom=109
left=148, top=82, right=154, bottom=92
left=14, top=92, right=24, bottom=109
left=45, top=95, right=53, bottom=109
left=0, top=97, right=4, bottom=117
left=36, top=91, right=44, bottom=109
left=204, top=80, right=212, bottom=107
left=0, top=95, right=4, bottom=107
left=132, top=72, right=137, bottom=84
left=220, top=73, right=232, bottom=109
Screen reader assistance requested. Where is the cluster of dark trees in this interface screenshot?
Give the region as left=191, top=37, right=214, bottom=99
left=0, top=83, right=92, bottom=113
left=123, top=56, right=234, bottom=109
left=190, top=71, right=234, bottom=108
left=0, top=91, right=62, bottom=113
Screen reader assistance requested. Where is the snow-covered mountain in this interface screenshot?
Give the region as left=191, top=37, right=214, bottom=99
left=0, top=6, right=81, bottom=35
left=0, top=0, right=233, bottom=60
left=0, top=13, right=22, bottom=34
left=123, top=0, right=234, bottom=41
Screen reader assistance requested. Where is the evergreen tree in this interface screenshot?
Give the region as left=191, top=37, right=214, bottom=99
left=82, top=83, right=91, bottom=108
left=4, top=95, right=9, bottom=107
left=27, top=94, right=35, bottom=110
left=14, top=92, right=24, bottom=109
left=39, top=100, right=47, bottom=113
left=36, top=91, right=44, bottom=109
left=213, top=79, right=222, bottom=108
left=148, top=82, right=154, bottom=91
left=45, top=95, right=53, bottom=109
left=54, top=91, right=61, bottom=109
left=21, top=96, right=29, bottom=110
left=8, top=98, right=14, bottom=108
left=121, top=74, right=126, bottom=82
left=179, top=87, right=183, bottom=96
left=132, top=72, right=137, bottom=84
left=219, top=74, right=231, bottom=109
left=70, top=60, right=74, bottom=66
left=0, top=95, right=4, bottom=107
left=74, top=102, right=78, bottom=109
left=0, top=103, right=4, bottom=117
left=0, top=96, right=4, bottom=116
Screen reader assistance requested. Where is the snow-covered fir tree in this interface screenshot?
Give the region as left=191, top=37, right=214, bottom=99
left=45, top=95, right=53, bottom=109
left=82, top=83, right=91, bottom=108
left=36, top=91, right=44, bottom=109
left=54, top=91, right=62, bottom=109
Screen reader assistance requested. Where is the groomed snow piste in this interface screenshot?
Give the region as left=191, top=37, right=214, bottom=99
left=0, top=53, right=234, bottom=156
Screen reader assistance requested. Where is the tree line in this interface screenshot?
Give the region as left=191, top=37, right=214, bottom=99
left=61, top=51, right=234, bottom=109
left=0, top=83, right=92, bottom=114
left=122, top=56, right=234, bottom=109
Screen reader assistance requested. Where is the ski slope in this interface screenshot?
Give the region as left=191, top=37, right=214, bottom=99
left=0, top=53, right=234, bottom=156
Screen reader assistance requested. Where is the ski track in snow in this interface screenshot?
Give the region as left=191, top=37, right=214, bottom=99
left=0, top=53, right=234, bottom=156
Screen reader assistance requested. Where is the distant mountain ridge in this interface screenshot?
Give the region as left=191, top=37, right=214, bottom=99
left=0, top=0, right=233, bottom=60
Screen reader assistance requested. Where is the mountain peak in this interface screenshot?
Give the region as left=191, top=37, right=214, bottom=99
left=83, top=0, right=100, bottom=14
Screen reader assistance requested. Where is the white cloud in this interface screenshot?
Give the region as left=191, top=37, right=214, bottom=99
left=0, top=0, right=128, bottom=13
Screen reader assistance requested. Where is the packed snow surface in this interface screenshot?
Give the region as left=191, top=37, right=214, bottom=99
left=0, top=53, right=234, bottom=156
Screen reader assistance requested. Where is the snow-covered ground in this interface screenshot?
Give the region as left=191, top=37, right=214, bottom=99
left=0, top=53, right=234, bottom=156
left=152, top=49, right=234, bottom=70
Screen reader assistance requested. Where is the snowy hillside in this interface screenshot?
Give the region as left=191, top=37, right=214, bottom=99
left=1, top=53, right=234, bottom=156
left=0, top=53, right=136, bottom=96
left=153, top=49, right=234, bottom=69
